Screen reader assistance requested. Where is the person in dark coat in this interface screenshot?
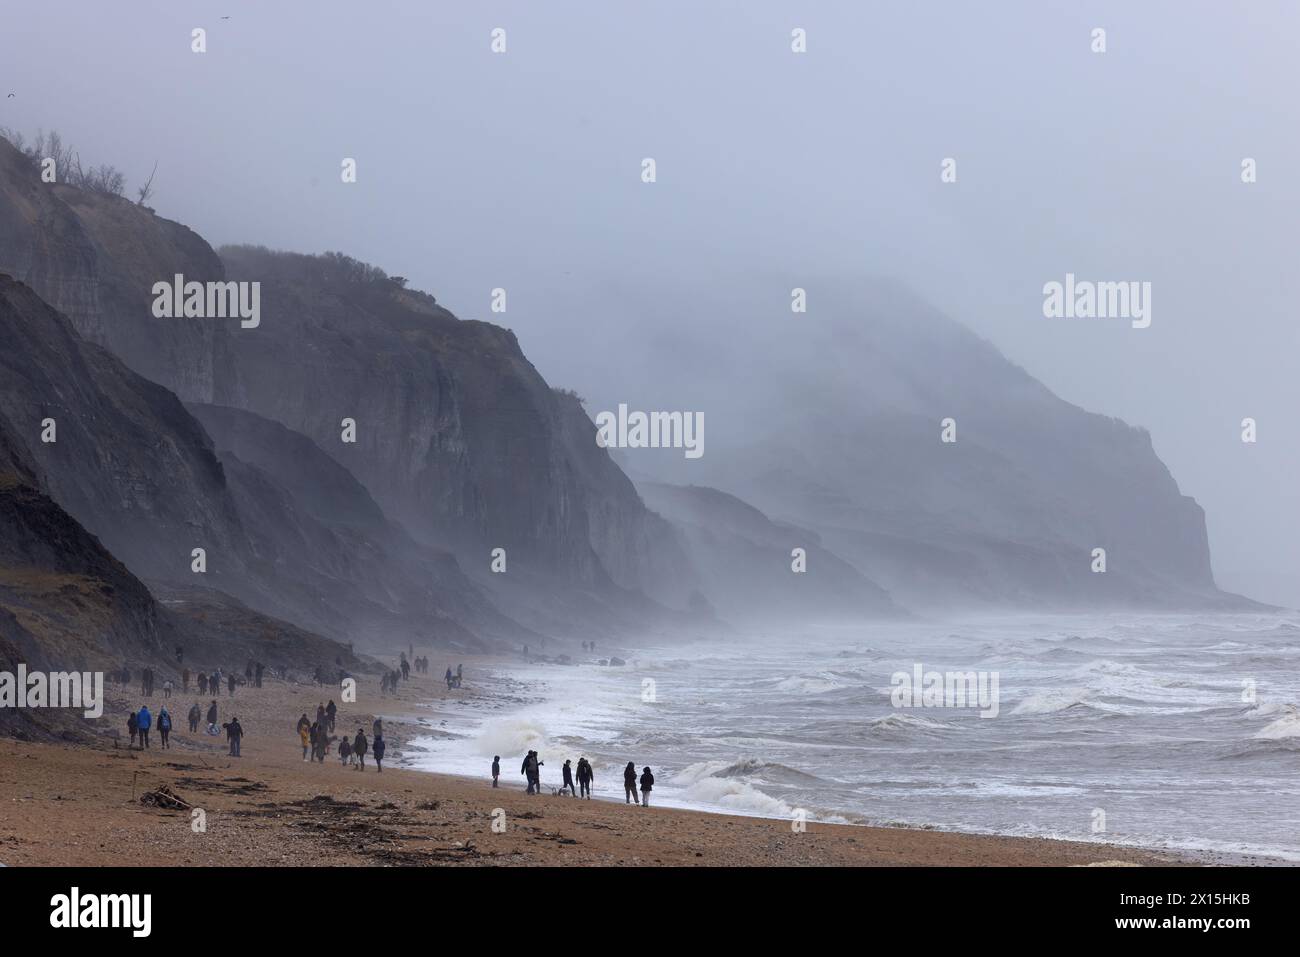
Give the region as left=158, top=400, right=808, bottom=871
left=127, top=710, right=139, bottom=748
left=188, top=702, right=201, bottom=733
left=561, top=759, right=577, bottom=796
left=206, top=700, right=219, bottom=732
left=373, top=734, right=386, bottom=773
left=623, top=762, right=640, bottom=805
left=639, top=767, right=655, bottom=807
left=227, top=673, right=236, bottom=697
left=353, top=729, right=368, bottom=770
left=225, top=716, right=243, bottom=756
left=198, top=672, right=208, bottom=695
left=326, top=700, right=337, bottom=732
left=492, top=755, right=500, bottom=788
left=576, top=757, right=593, bottom=798
left=158, top=707, right=172, bottom=748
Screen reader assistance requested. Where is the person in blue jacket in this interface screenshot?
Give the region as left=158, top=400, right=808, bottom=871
left=137, top=705, right=152, bottom=749
left=158, top=707, right=172, bottom=749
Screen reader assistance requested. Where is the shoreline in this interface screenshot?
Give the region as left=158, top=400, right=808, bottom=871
left=0, top=657, right=1277, bottom=866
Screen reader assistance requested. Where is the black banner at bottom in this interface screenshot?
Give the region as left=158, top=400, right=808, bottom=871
left=0, top=864, right=1280, bottom=941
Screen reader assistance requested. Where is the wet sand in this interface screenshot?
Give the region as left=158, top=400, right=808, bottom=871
left=0, top=662, right=1197, bottom=866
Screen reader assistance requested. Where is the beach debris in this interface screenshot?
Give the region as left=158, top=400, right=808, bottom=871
left=139, top=784, right=193, bottom=811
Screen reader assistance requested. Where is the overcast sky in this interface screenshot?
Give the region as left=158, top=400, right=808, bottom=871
left=4, top=1, right=1298, bottom=605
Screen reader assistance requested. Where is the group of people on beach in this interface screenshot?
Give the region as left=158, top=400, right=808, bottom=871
left=126, top=699, right=243, bottom=755
left=498, top=752, right=655, bottom=806
left=295, top=704, right=386, bottom=771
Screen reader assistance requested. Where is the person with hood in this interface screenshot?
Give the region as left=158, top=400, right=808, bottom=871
left=137, top=705, right=153, bottom=749
left=577, top=758, right=593, bottom=798
left=373, top=734, right=386, bottom=773
left=623, top=762, right=640, bottom=805
left=299, top=721, right=312, bottom=760
left=225, top=716, right=243, bottom=756
left=561, top=759, right=577, bottom=796
left=227, top=673, right=236, bottom=697
left=188, top=702, right=201, bottom=733
left=326, top=699, right=337, bottom=732
left=206, top=699, right=219, bottom=733
left=492, top=755, right=500, bottom=788
left=353, top=729, right=368, bottom=770
left=639, top=767, right=655, bottom=807
left=338, top=733, right=352, bottom=766
left=158, top=707, right=173, bottom=748
left=296, top=713, right=311, bottom=737
left=127, top=710, right=139, bottom=748
left=521, top=751, right=533, bottom=793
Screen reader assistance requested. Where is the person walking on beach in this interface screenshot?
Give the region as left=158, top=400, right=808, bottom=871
left=623, top=762, right=640, bottom=805
left=299, top=722, right=311, bottom=760
left=206, top=700, right=219, bottom=734
left=198, top=672, right=207, bottom=695
left=561, top=759, right=577, bottom=796
left=373, top=717, right=383, bottom=739
left=163, top=678, right=173, bottom=699
left=577, top=758, right=593, bottom=798
left=316, top=702, right=326, bottom=730
left=158, top=707, right=172, bottom=748
left=127, top=710, right=139, bottom=748
left=639, top=767, right=654, bottom=807
left=225, top=716, right=243, bottom=756
left=227, top=673, right=236, bottom=697
left=353, top=729, right=368, bottom=770
left=297, top=713, right=311, bottom=737
left=188, top=701, right=201, bottom=733
left=492, top=755, right=500, bottom=787
left=137, top=705, right=152, bottom=749
left=326, top=699, right=337, bottom=732
left=339, top=734, right=352, bottom=766
left=445, top=667, right=453, bottom=690
left=373, top=734, right=385, bottom=773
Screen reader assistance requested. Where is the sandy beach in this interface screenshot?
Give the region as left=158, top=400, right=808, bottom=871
left=0, top=659, right=1202, bottom=867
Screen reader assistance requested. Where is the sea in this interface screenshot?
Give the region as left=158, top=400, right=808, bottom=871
left=405, top=613, right=1300, bottom=862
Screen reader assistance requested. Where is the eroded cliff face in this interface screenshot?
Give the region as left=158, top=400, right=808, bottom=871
left=0, top=136, right=695, bottom=633
left=0, top=275, right=512, bottom=647
left=214, top=246, right=693, bottom=602
left=0, top=139, right=231, bottom=403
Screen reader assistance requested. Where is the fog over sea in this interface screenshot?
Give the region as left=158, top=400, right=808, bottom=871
left=406, top=613, right=1300, bottom=862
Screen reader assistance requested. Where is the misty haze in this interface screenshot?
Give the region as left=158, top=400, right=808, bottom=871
left=0, top=1, right=1296, bottom=910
